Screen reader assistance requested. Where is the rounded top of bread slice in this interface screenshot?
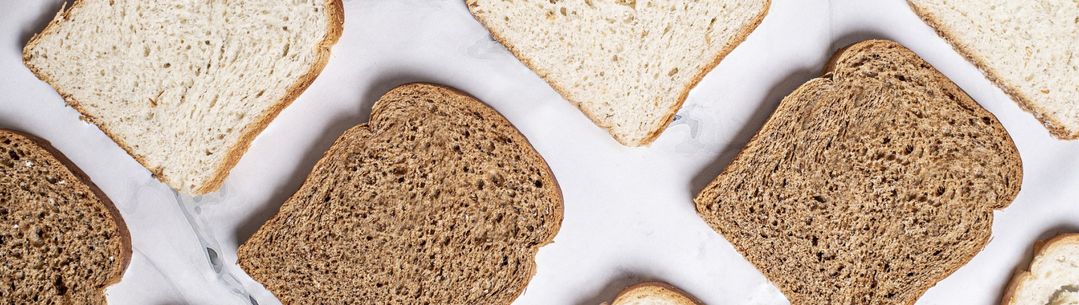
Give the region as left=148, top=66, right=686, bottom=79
left=610, top=282, right=701, bottom=305
left=237, top=83, right=563, bottom=304
left=1003, top=234, right=1079, bottom=305
left=0, top=129, right=130, bottom=304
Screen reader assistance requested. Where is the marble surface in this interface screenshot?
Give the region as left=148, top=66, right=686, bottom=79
left=1, top=0, right=1077, bottom=304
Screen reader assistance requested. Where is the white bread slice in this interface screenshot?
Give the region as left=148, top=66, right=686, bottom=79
left=1003, top=234, right=1079, bottom=305
left=467, top=0, right=769, bottom=146
left=23, top=0, right=344, bottom=194
left=908, top=0, right=1079, bottom=140
left=606, top=282, right=701, bottom=305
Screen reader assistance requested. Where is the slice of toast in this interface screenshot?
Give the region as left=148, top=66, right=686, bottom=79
left=908, top=0, right=1079, bottom=140
left=694, top=40, right=1022, bottom=305
left=466, top=0, right=769, bottom=146
left=237, top=83, right=563, bottom=304
left=0, top=129, right=131, bottom=304
left=23, top=0, right=344, bottom=194
left=1002, top=234, right=1079, bottom=305
left=607, top=282, right=701, bottom=305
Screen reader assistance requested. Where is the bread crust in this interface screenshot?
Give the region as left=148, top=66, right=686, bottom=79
left=22, top=0, right=346, bottom=195
left=237, top=83, right=563, bottom=304
left=0, top=128, right=132, bottom=301
left=906, top=1, right=1079, bottom=140
left=465, top=0, right=771, bottom=147
left=693, top=40, right=1022, bottom=305
left=1000, top=234, right=1079, bottom=305
left=611, top=281, right=702, bottom=305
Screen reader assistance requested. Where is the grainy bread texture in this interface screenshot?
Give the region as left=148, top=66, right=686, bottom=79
left=0, top=130, right=131, bottom=304
left=694, top=40, right=1022, bottom=305
left=1002, top=234, right=1079, bottom=305
left=23, top=0, right=344, bottom=194
left=466, top=0, right=769, bottom=146
left=236, top=83, right=563, bottom=304
left=604, top=282, right=701, bottom=305
left=908, top=0, right=1079, bottom=140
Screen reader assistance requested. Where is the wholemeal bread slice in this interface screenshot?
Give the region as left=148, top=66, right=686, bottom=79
left=907, top=0, right=1079, bottom=140
left=466, top=0, right=769, bottom=146
left=236, top=83, right=563, bottom=304
left=23, top=0, right=344, bottom=194
left=0, top=129, right=131, bottom=304
left=694, top=40, right=1022, bottom=305
left=1002, top=234, right=1079, bottom=305
left=604, top=282, right=701, bottom=305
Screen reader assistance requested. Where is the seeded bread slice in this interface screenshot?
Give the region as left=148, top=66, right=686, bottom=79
left=466, top=0, right=769, bottom=146
left=236, top=83, right=563, bottom=304
left=908, top=0, right=1079, bottom=140
left=1002, top=234, right=1079, bottom=305
left=606, top=282, right=701, bottom=305
left=694, top=40, right=1022, bottom=305
left=0, top=129, right=131, bottom=304
left=23, top=0, right=344, bottom=194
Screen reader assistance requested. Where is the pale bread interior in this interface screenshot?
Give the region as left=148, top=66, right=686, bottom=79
left=909, top=0, right=1079, bottom=139
left=1007, top=235, right=1079, bottom=305
left=23, top=0, right=340, bottom=194
left=467, top=0, right=768, bottom=146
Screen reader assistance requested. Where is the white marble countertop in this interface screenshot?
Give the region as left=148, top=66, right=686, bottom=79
left=1, top=0, right=1077, bottom=304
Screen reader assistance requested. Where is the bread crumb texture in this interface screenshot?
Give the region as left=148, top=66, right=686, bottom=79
left=909, top=0, right=1079, bottom=139
left=23, top=0, right=341, bottom=194
left=467, top=0, right=768, bottom=146
left=1004, top=234, right=1079, bottom=305
left=237, top=84, right=563, bottom=304
left=609, top=282, right=701, bottom=305
left=0, top=130, right=129, bottom=305
left=694, top=40, right=1022, bottom=305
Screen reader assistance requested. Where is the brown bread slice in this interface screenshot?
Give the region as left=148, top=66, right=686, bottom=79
left=694, top=40, right=1022, bottom=305
left=0, top=130, right=131, bottom=304
left=237, top=83, right=563, bottom=304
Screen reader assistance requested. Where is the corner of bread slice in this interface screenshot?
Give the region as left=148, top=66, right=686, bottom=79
left=1001, top=233, right=1079, bottom=305
left=0, top=128, right=132, bottom=303
left=611, top=282, right=702, bottom=305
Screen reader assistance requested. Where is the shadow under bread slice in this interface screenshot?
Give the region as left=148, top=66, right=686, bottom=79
left=694, top=40, right=1022, bottom=305
left=0, top=129, right=131, bottom=304
left=237, top=83, right=563, bottom=304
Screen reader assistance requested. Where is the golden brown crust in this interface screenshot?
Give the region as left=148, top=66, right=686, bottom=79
left=0, top=128, right=132, bottom=298
left=22, top=0, right=346, bottom=195
left=693, top=39, right=1022, bottom=305
left=906, top=1, right=1079, bottom=140
left=1000, top=233, right=1079, bottom=305
left=612, top=282, right=702, bottom=305
left=465, top=0, right=771, bottom=147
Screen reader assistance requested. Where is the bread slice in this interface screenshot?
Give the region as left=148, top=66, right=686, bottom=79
left=606, top=282, right=701, bottom=305
left=23, top=0, right=344, bottom=194
left=694, top=40, right=1022, bottom=305
left=0, top=129, right=131, bottom=304
left=1002, top=234, right=1079, bottom=305
left=236, top=83, right=563, bottom=304
left=907, top=0, right=1079, bottom=140
left=466, top=0, right=769, bottom=146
